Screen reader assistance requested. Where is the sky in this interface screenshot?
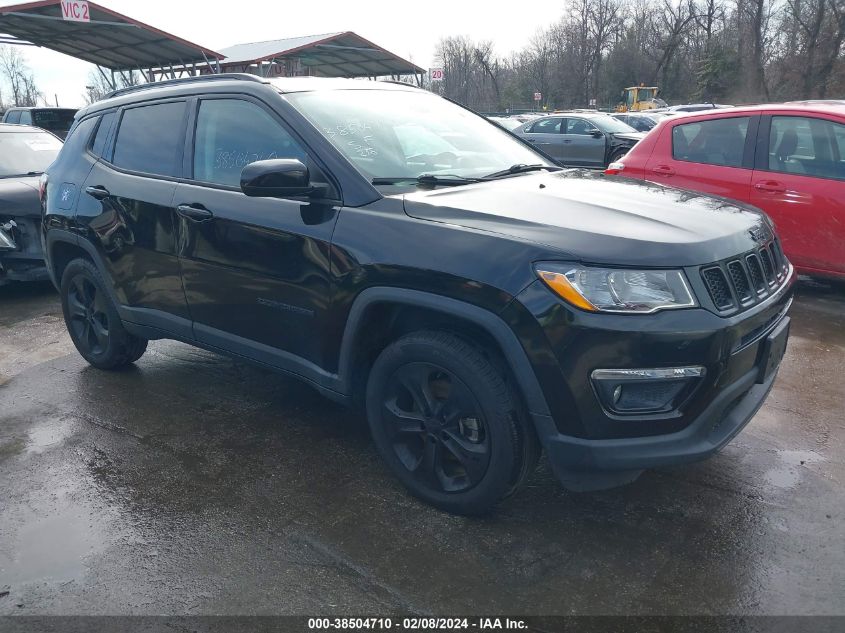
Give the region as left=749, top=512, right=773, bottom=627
left=11, top=0, right=550, bottom=107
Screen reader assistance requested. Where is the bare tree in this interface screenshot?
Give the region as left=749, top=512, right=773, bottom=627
left=84, top=67, right=142, bottom=105
left=0, top=46, right=42, bottom=107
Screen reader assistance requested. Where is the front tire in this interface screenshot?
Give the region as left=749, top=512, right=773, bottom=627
left=60, top=258, right=147, bottom=370
left=608, top=148, right=628, bottom=166
left=365, top=331, right=538, bottom=515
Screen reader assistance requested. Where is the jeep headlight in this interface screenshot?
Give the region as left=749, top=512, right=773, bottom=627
left=535, top=264, right=697, bottom=314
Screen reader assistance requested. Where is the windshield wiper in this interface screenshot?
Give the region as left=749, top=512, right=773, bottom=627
left=483, top=164, right=560, bottom=179
left=372, top=174, right=489, bottom=187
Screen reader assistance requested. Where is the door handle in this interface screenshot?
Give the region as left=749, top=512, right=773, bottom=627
left=527, top=139, right=538, bottom=143
left=176, top=204, right=214, bottom=221
left=754, top=181, right=785, bottom=193
left=85, top=185, right=110, bottom=200
left=562, top=139, right=572, bottom=144
left=652, top=165, right=675, bottom=176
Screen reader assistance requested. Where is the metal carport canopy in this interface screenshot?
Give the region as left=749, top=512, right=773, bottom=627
left=0, top=0, right=223, bottom=72
left=217, top=31, right=425, bottom=78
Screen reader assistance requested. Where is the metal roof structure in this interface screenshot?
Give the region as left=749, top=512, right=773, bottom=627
left=216, top=31, right=425, bottom=79
left=0, top=0, right=223, bottom=78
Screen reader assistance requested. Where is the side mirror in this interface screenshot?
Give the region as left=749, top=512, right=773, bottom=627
left=590, top=130, right=604, bottom=138
left=241, top=159, right=312, bottom=198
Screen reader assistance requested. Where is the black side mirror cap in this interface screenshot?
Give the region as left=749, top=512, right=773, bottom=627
left=241, top=159, right=313, bottom=198
left=591, top=130, right=604, bottom=138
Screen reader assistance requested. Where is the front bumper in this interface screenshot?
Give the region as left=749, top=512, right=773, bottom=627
left=533, top=359, right=777, bottom=485
left=0, top=217, right=48, bottom=285
left=506, top=266, right=794, bottom=489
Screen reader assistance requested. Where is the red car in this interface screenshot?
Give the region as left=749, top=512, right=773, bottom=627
left=606, top=104, right=845, bottom=280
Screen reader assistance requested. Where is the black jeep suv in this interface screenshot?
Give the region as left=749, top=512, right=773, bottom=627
left=42, top=75, right=794, bottom=514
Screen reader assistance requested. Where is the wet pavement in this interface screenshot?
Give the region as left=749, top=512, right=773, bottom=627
left=0, top=280, right=843, bottom=616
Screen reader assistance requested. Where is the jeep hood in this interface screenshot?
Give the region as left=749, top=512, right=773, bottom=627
left=402, top=170, right=772, bottom=266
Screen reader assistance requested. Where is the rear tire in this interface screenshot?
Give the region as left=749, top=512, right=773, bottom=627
left=60, top=258, right=147, bottom=370
left=365, top=330, right=538, bottom=515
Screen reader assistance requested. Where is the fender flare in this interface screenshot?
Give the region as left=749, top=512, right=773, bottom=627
left=337, top=287, right=551, bottom=417
left=45, top=230, right=115, bottom=295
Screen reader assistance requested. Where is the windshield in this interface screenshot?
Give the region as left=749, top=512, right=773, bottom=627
left=590, top=115, right=639, bottom=134
left=33, top=109, right=76, bottom=130
left=285, top=88, right=550, bottom=182
left=0, top=131, right=62, bottom=177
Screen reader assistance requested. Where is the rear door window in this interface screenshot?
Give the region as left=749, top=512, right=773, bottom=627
left=767, top=115, right=845, bottom=181
left=672, top=116, right=750, bottom=167
left=112, top=101, right=186, bottom=177
left=19, top=110, right=32, bottom=125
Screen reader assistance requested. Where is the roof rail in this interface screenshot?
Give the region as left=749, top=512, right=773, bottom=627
left=377, top=79, right=424, bottom=89
left=105, top=73, right=266, bottom=99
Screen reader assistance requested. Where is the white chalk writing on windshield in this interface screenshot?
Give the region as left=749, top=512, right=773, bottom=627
left=324, top=120, right=378, bottom=158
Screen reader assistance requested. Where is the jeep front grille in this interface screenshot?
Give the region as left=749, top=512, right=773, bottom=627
left=700, top=240, right=789, bottom=312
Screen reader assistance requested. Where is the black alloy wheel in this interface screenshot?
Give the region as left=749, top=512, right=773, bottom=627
left=60, top=258, right=148, bottom=369
left=382, top=361, right=491, bottom=493
left=366, top=330, right=540, bottom=515
left=66, top=274, right=111, bottom=356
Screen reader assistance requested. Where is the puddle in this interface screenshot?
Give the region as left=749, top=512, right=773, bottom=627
left=763, top=450, right=826, bottom=490
left=25, top=415, right=75, bottom=454
left=0, top=508, right=109, bottom=585
left=0, top=437, right=25, bottom=461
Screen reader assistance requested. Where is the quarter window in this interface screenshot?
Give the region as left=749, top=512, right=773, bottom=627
left=91, top=111, right=116, bottom=158
left=19, top=110, right=32, bottom=125
left=672, top=117, right=750, bottom=168
left=193, top=99, right=308, bottom=187
left=768, top=116, right=845, bottom=181
left=112, top=101, right=186, bottom=177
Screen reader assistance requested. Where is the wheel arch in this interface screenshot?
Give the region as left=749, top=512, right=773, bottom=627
left=46, top=230, right=94, bottom=288
left=337, top=287, right=551, bottom=418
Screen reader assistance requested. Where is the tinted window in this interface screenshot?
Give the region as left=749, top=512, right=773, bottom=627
left=91, top=111, right=116, bottom=158
left=5, top=111, right=20, bottom=124
left=112, top=102, right=186, bottom=177
left=672, top=116, right=750, bottom=167
left=33, top=109, right=76, bottom=130
left=768, top=116, right=845, bottom=181
left=193, top=99, right=307, bottom=187
left=19, top=110, right=32, bottom=125
left=0, top=130, right=62, bottom=176
left=529, top=117, right=562, bottom=134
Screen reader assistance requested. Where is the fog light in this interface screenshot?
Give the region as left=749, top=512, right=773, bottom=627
left=591, top=366, right=705, bottom=416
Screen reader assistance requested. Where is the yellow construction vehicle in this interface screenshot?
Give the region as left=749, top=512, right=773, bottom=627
left=616, top=85, right=661, bottom=112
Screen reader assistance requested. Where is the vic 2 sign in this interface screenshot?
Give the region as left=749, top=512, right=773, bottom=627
left=61, top=0, right=90, bottom=22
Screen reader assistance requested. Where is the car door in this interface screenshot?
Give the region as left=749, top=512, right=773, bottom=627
left=750, top=114, right=845, bottom=276
left=174, top=96, right=340, bottom=369
left=77, top=99, right=191, bottom=335
left=563, top=117, right=606, bottom=167
left=645, top=114, right=758, bottom=202
left=520, top=117, right=564, bottom=162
